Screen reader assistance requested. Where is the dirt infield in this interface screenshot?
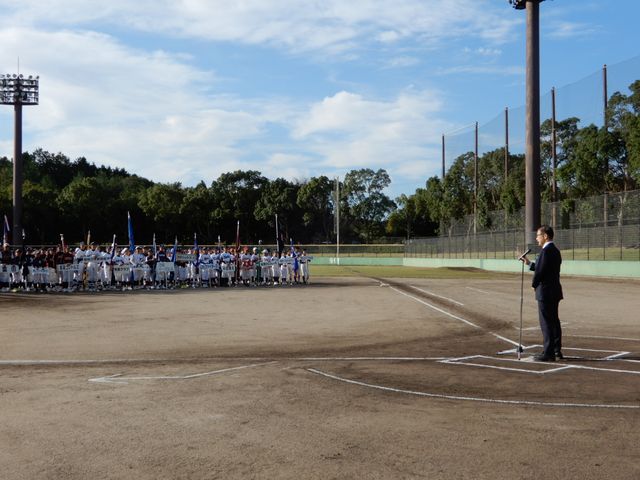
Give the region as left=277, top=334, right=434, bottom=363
left=1, top=273, right=639, bottom=479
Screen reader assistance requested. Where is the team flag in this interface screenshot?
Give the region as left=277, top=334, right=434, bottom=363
left=110, top=234, right=117, bottom=263
left=127, top=211, right=135, bottom=253
left=235, top=220, right=240, bottom=251
left=275, top=214, right=280, bottom=255
left=290, top=238, right=299, bottom=273
left=2, top=214, right=9, bottom=244
left=86, top=229, right=91, bottom=246
left=152, top=233, right=157, bottom=257
left=60, top=233, right=66, bottom=250
left=171, top=236, right=178, bottom=263
left=234, top=221, right=241, bottom=282
left=193, top=233, right=200, bottom=266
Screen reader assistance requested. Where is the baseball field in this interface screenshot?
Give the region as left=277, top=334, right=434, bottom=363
left=1, top=266, right=639, bottom=479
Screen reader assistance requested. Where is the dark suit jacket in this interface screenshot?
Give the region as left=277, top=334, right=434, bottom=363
left=529, top=242, right=563, bottom=303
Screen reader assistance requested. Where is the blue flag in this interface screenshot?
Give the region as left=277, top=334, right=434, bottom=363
left=171, top=236, right=178, bottom=263
left=127, top=211, right=135, bottom=253
left=194, top=233, right=200, bottom=266
left=290, top=238, right=299, bottom=273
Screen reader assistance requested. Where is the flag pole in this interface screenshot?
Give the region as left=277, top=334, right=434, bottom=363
left=275, top=214, right=280, bottom=256
left=335, top=177, right=340, bottom=265
left=3, top=214, right=10, bottom=245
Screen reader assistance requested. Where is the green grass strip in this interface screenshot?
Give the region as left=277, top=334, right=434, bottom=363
left=311, top=265, right=514, bottom=279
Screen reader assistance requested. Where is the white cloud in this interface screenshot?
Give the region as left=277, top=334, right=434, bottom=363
left=0, top=1, right=532, bottom=198
left=289, top=89, right=451, bottom=191
left=377, top=30, right=402, bottom=43
left=477, top=47, right=502, bottom=57
left=437, top=65, right=524, bottom=76
left=547, top=21, right=598, bottom=39
left=0, top=27, right=272, bottom=184
left=263, top=153, right=315, bottom=182
left=0, top=25, right=449, bottom=192
left=385, top=56, right=421, bottom=68
left=293, top=89, right=444, bottom=138
left=0, top=0, right=520, bottom=56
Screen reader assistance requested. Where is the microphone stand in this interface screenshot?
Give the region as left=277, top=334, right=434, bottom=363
left=518, top=259, right=525, bottom=360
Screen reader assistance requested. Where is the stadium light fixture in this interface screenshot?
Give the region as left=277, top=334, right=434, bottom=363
left=508, top=0, right=546, bottom=9
left=1, top=72, right=39, bottom=241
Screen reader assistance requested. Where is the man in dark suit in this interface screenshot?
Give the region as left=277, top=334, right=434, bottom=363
left=521, top=225, right=563, bottom=362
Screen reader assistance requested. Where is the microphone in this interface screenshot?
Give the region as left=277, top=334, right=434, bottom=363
left=517, top=248, right=531, bottom=261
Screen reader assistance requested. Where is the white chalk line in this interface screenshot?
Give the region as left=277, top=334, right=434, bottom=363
left=409, top=286, right=464, bottom=306
left=0, top=358, right=171, bottom=366
left=442, top=354, right=640, bottom=376
left=465, top=286, right=494, bottom=295
left=565, top=334, right=640, bottom=342
left=389, top=286, right=521, bottom=347
left=2, top=356, right=451, bottom=368
left=297, top=357, right=447, bottom=361
left=389, top=286, right=480, bottom=329
left=88, top=362, right=276, bottom=384
left=498, top=345, right=632, bottom=359
left=442, top=359, right=574, bottom=375
left=491, top=333, right=520, bottom=346
left=307, top=367, right=640, bottom=409
left=513, top=326, right=539, bottom=331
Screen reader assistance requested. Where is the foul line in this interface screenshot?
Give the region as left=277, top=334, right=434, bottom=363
left=409, top=286, right=464, bottom=306
left=390, top=286, right=479, bottom=328
left=389, top=286, right=520, bottom=347
left=465, top=286, right=494, bottom=295
left=307, top=368, right=640, bottom=410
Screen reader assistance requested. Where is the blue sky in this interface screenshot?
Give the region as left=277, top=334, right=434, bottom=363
left=1, top=0, right=639, bottom=199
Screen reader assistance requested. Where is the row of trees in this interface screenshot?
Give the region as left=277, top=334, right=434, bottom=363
left=2, top=81, right=638, bottom=244
left=389, top=80, right=640, bottom=236
left=0, top=151, right=398, bottom=245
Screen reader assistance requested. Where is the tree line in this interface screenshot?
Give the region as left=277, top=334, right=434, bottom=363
left=2, top=80, right=638, bottom=245
left=0, top=152, right=399, bottom=246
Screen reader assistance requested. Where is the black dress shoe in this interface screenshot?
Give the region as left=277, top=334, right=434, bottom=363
left=533, top=354, right=556, bottom=362
left=555, top=351, right=564, bottom=360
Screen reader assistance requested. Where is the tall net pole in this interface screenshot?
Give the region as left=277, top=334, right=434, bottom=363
left=524, top=0, right=542, bottom=248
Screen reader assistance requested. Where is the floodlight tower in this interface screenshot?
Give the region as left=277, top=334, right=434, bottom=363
left=0, top=73, right=39, bottom=241
left=510, top=0, right=545, bottom=247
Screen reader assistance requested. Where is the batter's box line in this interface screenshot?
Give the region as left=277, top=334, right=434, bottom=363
left=439, top=355, right=570, bottom=375
left=442, top=354, right=640, bottom=376
left=497, top=345, right=632, bottom=361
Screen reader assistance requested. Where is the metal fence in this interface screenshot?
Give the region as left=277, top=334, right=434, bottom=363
left=432, top=54, right=640, bottom=262
left=406, top=224, right=640, bottom=261
left=447, top=189, right=640, bottom=234
left=442, top=55, right=640, bottom=177
left=406, top=190, right=640, bottom=261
